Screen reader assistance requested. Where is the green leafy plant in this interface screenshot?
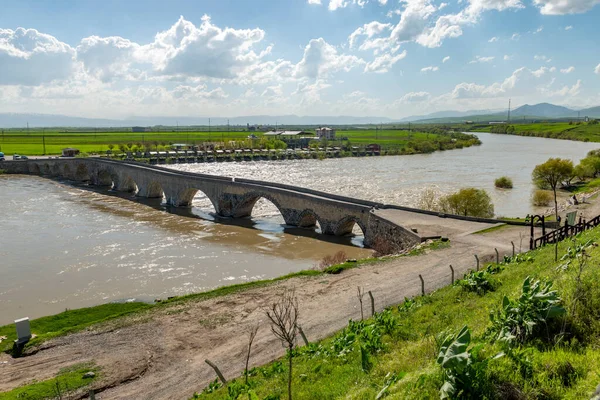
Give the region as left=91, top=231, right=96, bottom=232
left=436, top=326, right=499, bottom=399
left=488, top=277, right=565, bottom=345
left=459, top=270, right=497, bottom=295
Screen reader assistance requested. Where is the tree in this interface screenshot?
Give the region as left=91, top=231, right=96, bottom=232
left=532, top=158, right=574, bottom=222
left=265, top=289, right=299, bottom=400
left=439, top=188, right=494, bottom=218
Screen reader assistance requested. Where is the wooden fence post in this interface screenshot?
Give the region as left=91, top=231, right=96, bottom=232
left=511, top=241, right=515, bottom=257
left=205, top=359, right=227, bottom=385
left=495, top=248, right=499, bottom=264
left=474, top=254, right=479, bottom=271
left=449, top=265, right=455, bottom=284
left=368, top=291, right=375, bottom=317
left=419, top=274, right=425, bottom=296
left=298, top=325, right=309, bottom=346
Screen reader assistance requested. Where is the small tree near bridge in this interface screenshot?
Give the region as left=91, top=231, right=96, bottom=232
left=532, top=158, right=574, bottom=222
left=440, top=188, right=495, bottom=218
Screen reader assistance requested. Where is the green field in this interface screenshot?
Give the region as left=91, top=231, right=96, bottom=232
left=473, top=121, right=600, bottom=142
left=0, top=129, right=476, bottom=156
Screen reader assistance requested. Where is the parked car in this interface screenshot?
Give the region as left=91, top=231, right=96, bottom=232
left=0, top=152, right=5, bottom=161
left=20, top=155, right=28, bottom=160
left=13, top=154, right=21, bottom=160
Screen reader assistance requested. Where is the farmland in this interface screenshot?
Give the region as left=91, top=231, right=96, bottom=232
left=472, top=121, right=600, bottom=142
left=0, top=129, right=478, bottom=156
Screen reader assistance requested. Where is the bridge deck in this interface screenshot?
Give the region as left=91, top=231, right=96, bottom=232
left=374, top=209, right=501, bottom=239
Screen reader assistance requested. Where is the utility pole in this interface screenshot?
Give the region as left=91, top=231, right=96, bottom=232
left=42, top=128, right=46, bottom=155
left=507, top=98, right=511, bottom=122
left=208, top=118, right=211, bottom=142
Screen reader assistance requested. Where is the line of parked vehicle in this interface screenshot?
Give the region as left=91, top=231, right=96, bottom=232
left=0, top=153, right=29, bottom=161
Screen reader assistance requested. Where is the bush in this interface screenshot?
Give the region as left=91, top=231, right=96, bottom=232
left=459, top=270, right=497, bottom=295
left=488, top=277, right=565, bottom=345
left=532, top=190, right=552, bottom=206
left=439, top=188, right=494, bottom=218
left=494, top=176, right=513, bottom=189
left=436, top=326, right=497, bottom=399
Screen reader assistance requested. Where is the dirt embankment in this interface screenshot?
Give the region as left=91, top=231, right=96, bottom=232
left=0, top=224, right=534, bottom=400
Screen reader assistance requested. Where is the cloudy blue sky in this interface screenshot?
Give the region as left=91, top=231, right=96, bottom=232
left=0, top=0, right=599, bottom=119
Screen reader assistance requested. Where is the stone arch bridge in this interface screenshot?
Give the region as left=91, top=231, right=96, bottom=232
left=2, top=158, right=421, bottom=252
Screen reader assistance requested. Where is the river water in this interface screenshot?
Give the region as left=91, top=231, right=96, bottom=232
left=1, top=132, right=598, bottom=324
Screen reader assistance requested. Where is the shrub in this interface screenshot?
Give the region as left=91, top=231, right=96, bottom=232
left=488, top=277, right=565, bottom=345
left=317, top=251, right=347, bottom=270
left=459, top=271, right=497, bottom=295
left=439, top=188, right=494, bottom=218
left=436, top=326, right=498, bottom=399
left=418, top=187, right=442, bottom=211
left=532, top=190, right=552, bottom=206
left=494, top=176, right=513, bottom=189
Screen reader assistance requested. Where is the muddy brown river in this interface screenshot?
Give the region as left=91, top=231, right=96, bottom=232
left=1, top=132, right=598, bottom=324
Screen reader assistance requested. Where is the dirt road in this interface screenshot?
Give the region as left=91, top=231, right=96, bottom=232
left=0, top=218, right=537, bottom=399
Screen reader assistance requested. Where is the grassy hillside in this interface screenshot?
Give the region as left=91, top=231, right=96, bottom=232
left=474, top=121, right=600, bottom=142
left=193, top=229, right=600, bottom=399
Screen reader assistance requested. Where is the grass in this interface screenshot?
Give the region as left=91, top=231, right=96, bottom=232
left=191, top=228, right=600, bottom=400
left=0, top=129, right=480, bottom=156
left=472, top=223, right=509, bottom=234
left=474, top=121, right=600, bottom=142
left=0, top=362, right=98, bottom=400
left=0, top=241, right=449, bottom=356
left=0, top=302, right=152, bottom=353
left=565, top=178, right=600, bottom=194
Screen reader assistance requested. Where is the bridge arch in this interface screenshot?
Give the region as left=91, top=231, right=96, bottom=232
left=74, top=164, right=90, bottom=181
left=113, top=173, right=137, bottom=193
left=227, top=192, right=288, bottom=221
left=51, top=163, right=60, bottom=177
left=29, top=163, right=42, bottom=175
left=95, top=169, right=113, bottom=186
left=136, top=181, right=164, bottom=199
left=61, top=164, right=72, bottom=179
left=334, top=216, right=367, bottom=237
left=296, top=209, right=329, bottom=234
left=165, top=187, right=218, bottom=211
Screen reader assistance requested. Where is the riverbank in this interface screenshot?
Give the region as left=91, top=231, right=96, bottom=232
left=470, top=121, right=600, bottom=142
left=0, top=219, right=536, bottom=399
left=0, top=129, right=479, bottom=156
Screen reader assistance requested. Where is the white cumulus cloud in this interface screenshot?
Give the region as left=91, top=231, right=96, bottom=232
left=0, top=27, right=76, bottom=85
left=533, top=0, right=600, bottom=15
left=364, top=50, right=407, bottom=73
left=469, top=55, right=495, bottom=63
left=295, top=38, right=364, bottom=79
left=560, top=66, right=575, bottom=74
left=420, top=65, right=439, bottom=72
left=442, top=56, right=450, bottom=63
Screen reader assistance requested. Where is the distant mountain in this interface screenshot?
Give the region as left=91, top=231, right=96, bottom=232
left=510, top=103, right=577, bottom=118
left=400, top=109, right=501, bottom=122
left=579, top=106, right=600, bottom=117
left=0, top=113, right=396, bottom=128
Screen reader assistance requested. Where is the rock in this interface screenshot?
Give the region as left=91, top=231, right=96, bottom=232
left=411, top=228, right=418, bottom=233
left=441, top=237, right=449, bottom=242
left=83, top=371, right=96, bottom=379
left=346, top=259, right=357, bottom=263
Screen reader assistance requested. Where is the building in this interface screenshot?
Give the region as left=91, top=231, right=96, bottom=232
left=316, top=127, right=336, bottom=140
left=132, top=126, right=150, bottom=132
left=264, top=130, right=315, bottom=148
left=61, top=148, right=80, bottom=157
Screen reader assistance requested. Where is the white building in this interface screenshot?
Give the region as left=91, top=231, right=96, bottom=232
left=316, top=127, right=336, bottom=140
